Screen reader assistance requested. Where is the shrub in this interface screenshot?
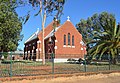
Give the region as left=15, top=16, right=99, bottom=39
left=67, top=58, right=77, bottom=64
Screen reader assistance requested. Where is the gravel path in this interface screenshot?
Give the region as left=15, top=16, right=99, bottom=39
left=2, top=73, right=120, bottom=83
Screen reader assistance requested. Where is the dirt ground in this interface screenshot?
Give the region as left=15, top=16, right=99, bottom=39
left=2, top=73, right=120, bottom=83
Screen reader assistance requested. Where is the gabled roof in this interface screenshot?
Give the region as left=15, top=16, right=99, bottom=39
left=44, top=26, right=60, bottom=40
left=37, top=21, right=55, bottom=38
left=24, top=18, right=82, bottom=44
left=24, top=29, right=39, bottom=44
left=24, top=22, right=54, bottom=44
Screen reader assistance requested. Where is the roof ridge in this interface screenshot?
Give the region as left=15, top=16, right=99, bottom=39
left=24, top=30, right=39, bottom=44
left=44, top=25, right=61, bottom=40
left=38, top=21, right=54, bottom=35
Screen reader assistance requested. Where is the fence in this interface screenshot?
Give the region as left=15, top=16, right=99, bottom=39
left=0, top=52, right=120, bottom=77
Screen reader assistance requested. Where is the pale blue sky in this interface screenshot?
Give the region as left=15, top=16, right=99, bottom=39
left=16, top=0, right=120, bottom=50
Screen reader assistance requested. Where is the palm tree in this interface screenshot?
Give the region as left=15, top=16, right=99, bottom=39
left=88, top=20, right=120, bottom=64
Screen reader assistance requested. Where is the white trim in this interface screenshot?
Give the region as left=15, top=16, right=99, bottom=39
left=84, top=47, right=86, bottom=50
left=25, top=28, right=39, bottom=44
left=25, top=52, right=27, bottom=54
left=81, top=47, right=83, bottom=50
left=63, top=45, right=67, bottom=47
left=82, top=58, right=85, bottom=60
left=36, top=59, right=42, bottom=61
left=25, top=34, right=37, bottom=44
left=39, top=48, right=41, bottom=51
left=54, top=58, right=68, bottom=63
left=38, top=58, right=80, bottom=63
left=37, top=41, right=39, bottom=43
left=67, top=45, right=71, bottom=47
left=54, top=58, right=79, bottom=63
left=55, top=40, right=58, bottom=42
left=63, top=45, right=73, bottom=48
left=8, top=52, right=11, bottom=53
left=39, top=41, right=41, bottom=43
left=37, top=40, right=41, bottom=44
left=72, top=46, right=75, bottom=48
left=44, top=26, right=61, bottom=40
left=1, top=56, right=4, bottom=59
left=33, top=46, right=35, bottom=49
left=28, top=51, right=30, bottom=53
left=32, top=50, right=34, bottom=52
left=54, top=46, right=57, bottom=49
left=80, top=40, right=86, bottom=46
left=36, top=49, right=38, bottom=51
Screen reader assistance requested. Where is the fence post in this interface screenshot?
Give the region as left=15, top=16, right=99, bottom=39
left=10, top=52, right=12, bottom=77
left=96, top=62, right=98, bottom=71
left=51, top=53, right=54, bottom=74
left=108, top=54, right=111, bottom=70
left=84, top=55, right=87, bottom=72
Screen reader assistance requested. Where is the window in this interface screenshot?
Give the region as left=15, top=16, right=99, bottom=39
left=68, top=33, right=70, bottom=45
left=64, top=35, right=66, bottom=45
left=72, top=35, right=74, bottom=46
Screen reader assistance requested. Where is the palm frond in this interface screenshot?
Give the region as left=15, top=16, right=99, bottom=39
left=99, top=46, right=108, bottom=59
left=110, top=49, right=115, bottom=58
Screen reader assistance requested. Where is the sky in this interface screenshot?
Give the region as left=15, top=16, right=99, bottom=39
left=16, top=0, right=120, bottom=50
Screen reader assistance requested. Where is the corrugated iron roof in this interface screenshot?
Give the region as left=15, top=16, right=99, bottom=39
left=24, top=29, right=39, bottom=44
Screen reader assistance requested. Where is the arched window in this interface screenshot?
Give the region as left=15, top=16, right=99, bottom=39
left=72, top=35, right=74, bottom=46
left=68, top=33, right=70, bottom=45
left=64, top=35, right=66, bottom=45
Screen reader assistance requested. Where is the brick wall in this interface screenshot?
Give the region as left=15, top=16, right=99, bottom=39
left=54, top=21, right=85, bottom=59
left=24, top=21, right=86, bottom=60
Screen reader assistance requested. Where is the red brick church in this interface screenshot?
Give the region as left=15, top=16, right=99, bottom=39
left=24, top=16, right=86, bottom=62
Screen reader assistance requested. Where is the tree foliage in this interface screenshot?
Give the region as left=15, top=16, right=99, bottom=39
left=0, top=0, right=23, bottom=52
left=29, top=0, right=65, bottom=18
left=76, top=12, right=120, bottom=59
left=23, top=0, right=65, bottom=24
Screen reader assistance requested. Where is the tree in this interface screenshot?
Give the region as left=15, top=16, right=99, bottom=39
left=76, top=18, right=93, bottom=43
left=24, top=0, right=65, bottom=64
left=0, top=0, right=23, bottom=52
left=76, top=12, right=120, bottom=62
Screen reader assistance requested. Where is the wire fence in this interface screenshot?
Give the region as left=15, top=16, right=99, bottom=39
left=0, top=52, right=120, bottom=77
